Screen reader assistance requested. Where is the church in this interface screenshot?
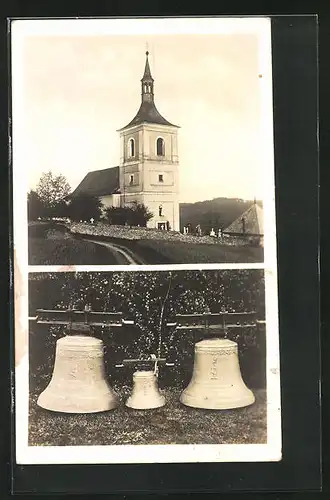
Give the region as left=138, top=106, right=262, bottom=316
left=71, top=51, right=180, bottom=231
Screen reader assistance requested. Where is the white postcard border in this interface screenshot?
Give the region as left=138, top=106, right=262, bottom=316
left=12, top=16, right=281, bottom=465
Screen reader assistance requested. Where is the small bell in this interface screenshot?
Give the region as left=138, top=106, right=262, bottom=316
left=37, top=335, right=118, bottom=413
left=126, top=370, right=165, bottom=410
left=180, top=338, right=255, bottom=410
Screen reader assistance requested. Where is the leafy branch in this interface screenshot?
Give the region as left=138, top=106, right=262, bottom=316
left=154, top=271, right=173, bottom=376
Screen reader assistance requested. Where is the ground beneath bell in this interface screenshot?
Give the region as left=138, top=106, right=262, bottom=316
left=29, top=387, right=267, bottom=446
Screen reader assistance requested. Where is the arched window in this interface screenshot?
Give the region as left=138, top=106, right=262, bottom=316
left=128, top=138, right=135, bottom=157
left=156, top=137, right=165, bottom=156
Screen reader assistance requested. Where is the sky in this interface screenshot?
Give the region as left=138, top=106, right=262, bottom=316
left=16, top=24, right=272, bottom=203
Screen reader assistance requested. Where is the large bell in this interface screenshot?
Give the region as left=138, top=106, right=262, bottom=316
left=37, top=335, right=118, bottom=413
left=180, top=338, right=255, bottom=410
left=126, top=370, right=165, bottom=410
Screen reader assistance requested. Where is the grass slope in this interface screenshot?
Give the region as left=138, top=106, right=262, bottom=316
left=135, top=239, right=263, bottom=264
left=28, top=237, right=117, bottom=265
left=29, top=386, right=266, bottom=446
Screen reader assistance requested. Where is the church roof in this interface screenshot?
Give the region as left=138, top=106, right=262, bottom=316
left=119, top=101, right=179, bottom=130
left=224, top=202, right=264, bottom=235
left=71, top=166, right=120, bottom=198
left=118, top=51, right=179, bottom=131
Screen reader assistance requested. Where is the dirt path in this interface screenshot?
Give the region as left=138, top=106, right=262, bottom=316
left=84, top=238, right=145, bottom=265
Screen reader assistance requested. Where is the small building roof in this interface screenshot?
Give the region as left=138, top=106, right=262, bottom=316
left=224, top=202, right=264, bottom=235
left=71, top=166, right=120, bottom=198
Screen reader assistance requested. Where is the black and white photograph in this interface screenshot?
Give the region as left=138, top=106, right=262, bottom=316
left=11, top=18, right=274, bottom=267
left=12, top=17, right=280, bottom=466
left=20, top=269, right=279, bottom=462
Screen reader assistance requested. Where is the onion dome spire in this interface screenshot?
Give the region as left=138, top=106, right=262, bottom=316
left=118, top=50, right=179, bottom=131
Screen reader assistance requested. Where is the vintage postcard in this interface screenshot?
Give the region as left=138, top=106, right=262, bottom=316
left=11, top=17, right=280, bottom=465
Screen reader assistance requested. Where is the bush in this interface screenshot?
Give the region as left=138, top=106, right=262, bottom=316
left=27, top=190, right=46, bottom=221
left=105, top=206, right=132, bottom=225
left=104, top=202, right=153, bottom=227
left=67, top=194, right=103, bottom=222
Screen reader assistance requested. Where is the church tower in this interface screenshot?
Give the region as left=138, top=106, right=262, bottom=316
left=117, top=51, right=180, bottom=231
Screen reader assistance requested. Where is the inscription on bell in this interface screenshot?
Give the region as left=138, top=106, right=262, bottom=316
left=37, top=335, right=118, bottom=413
left=210, top=356, right=218, bottom=379
left=143, top=380, right=149, bottom=396
left=68, top=364, right=78, bottom=378
left=126, top=371, right=165, bottom=410
left=180, top=338, right=255, bottom=410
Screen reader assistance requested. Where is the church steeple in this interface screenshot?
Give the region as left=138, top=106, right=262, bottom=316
left=118, top=50, right=179, bottom=131
left=141, top=51, right=154, bottom=103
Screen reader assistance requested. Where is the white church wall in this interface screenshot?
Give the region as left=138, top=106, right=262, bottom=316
left=141, top=194, right=180, bottom=232
left=148, top=169, right=174, bottom=188
left=100, top=194, right=121, bottom=210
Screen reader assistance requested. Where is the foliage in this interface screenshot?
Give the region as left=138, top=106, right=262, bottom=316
left=36, top=171, right=71, bottom=217
left=29, top=270, right=266, bottom=389
left=105, top=206, right=132, bottom=225
left=105, top=202, right=153, bottom=227
left=129, top=201, right=154, bottom=226
left=27, top=190, right=45, bottom=221
left=67, top=194, right=103, bottom=222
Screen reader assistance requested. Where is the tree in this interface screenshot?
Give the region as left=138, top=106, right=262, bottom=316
left=67, top=194, right=103, bottom=222
left=104, top=203, right=153, bottom=227
left=27, top=190, right=45, bottom=221
left=105, top=206, right=131, bottom=225
left=129, top=202, right=154, bottom=227
left=36, top=171, right=71, bottom=217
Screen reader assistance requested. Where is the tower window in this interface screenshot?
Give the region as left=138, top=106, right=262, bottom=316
left=129, top=174, right=134, bottom=185
left=158, top=174, right=164, bottom=182
left=159, top=205, right=163, bottom=217
left=128, top=138, right=135, bottom=157
left=156, top=137, right=165, bottom=156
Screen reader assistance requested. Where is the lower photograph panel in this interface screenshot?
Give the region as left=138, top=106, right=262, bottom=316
left=26, top=269, right=268, bottom=448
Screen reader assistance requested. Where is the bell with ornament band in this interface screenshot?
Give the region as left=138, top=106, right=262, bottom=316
left=172, top=311, right=260, bottom=410
left=31, top=305, right=133, bottom=413
left=126, top=370, right=165, bottom=410
left=37, top=333, right=119, bottom=413
left=115, top=356, right=174, bottom=410
left=180, top=338, right=255, bottom=410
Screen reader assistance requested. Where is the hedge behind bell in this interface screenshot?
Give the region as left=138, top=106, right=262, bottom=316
left=28, top=270, right=266, bottom=391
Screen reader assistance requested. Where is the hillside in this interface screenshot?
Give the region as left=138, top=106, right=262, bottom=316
left=179, top=197, right=262, bottom=233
